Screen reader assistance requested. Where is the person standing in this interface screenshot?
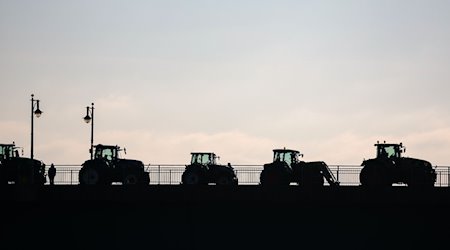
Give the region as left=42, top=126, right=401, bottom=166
left=48, top=163, right=56, bottom=185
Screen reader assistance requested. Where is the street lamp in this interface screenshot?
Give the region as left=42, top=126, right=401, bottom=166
left=83, top=103, right=94, bottom=160
left=31, top=94, right=43, bottom=161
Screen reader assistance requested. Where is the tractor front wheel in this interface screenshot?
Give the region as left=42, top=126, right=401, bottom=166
left=216, top=174, right=237, bottom=185
left=360, top=164, right=390, bottom=188
left=122, top=173, right=139, bottom=185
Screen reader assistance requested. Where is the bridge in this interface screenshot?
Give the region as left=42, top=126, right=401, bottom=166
left=46, top=164, right=450, bottom=186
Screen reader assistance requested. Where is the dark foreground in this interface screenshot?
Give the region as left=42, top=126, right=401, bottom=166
left=1, top=185, right=450, bottom=250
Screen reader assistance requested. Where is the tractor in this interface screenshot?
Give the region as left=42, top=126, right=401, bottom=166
left=78, top=144, right=149, bottom=185
left=359, top=141, right=436, bottom=188
left=181, top=152, right=238, bottom=185
left=0, top=142, right=46, bottom=185
left=260, top=148, right=339, bottom=187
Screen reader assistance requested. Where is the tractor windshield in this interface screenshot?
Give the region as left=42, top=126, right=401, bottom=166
left=0, top=145, right=15, bottom=160
left=191, top=153, right=213, bottom=165
left=95, top=147, right=116, bottom=161
left=377, top=145, right=400, bottom=159
left=273, top=151, right=298, bottom=167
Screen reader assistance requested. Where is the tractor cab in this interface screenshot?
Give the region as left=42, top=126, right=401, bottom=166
left=375, top=142, right=405, bottom=159
left=190, top=152, right=217, bottom=165
left=272, top=148, right=303, bottom=168
left=0, top=143, right=20, bottom=161
left=93, top=144, right=124, bottom=162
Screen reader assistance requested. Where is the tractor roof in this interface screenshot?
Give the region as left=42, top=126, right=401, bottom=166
left=273, top=148, right=299, bottom=154
left=0, top=144, right=15, bottom=147
left=191, top=152, right=215, bottom=155
left=374, top=142, right=403, bottom=147
left=95, top=144, right=119, bottom=148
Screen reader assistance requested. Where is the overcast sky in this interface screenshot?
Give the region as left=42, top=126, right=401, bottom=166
left=1, top=0, right=450, bottom=166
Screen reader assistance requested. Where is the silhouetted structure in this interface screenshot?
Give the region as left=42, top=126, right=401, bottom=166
left=2, top=185, right=449, bottom=250
left=360, top=141, right=436, bottom=188
left=0, top=142, right=46, bottom=185
left=181, top=152, right=238, bottom=185
left=78, top=144, right=149, bottom=185
left=260, top=148, right=339, bottom=187
left=48, top=163, right=56, bottom=185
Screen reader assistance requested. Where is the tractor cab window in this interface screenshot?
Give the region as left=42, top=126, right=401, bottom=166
left=201, top=154, right=212, bottom=164
left=96, top=147, right=115, bottom=161
left=378, top=145, right=399, bottom=159
left=6, top=148, right=13, bottom=158
left=0, top=145, right=14, bottom=159
left=191, top=154, right=199, bottom=164
left=291, top=152, right=299, bottom=164
left=210, top=154, right=217, bottom=165
left=274, top=152, right=281, bottom=162
left=274, top=151, right=295, bottom=167
left=191, top=154, right=212, bottom=165
left=102, top=148, right=114, bottom=161
left=283, top=152, right=293, bottom=166
left=0, top=146, right=4, bottom=160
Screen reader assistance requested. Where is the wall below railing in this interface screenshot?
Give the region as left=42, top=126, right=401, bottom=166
left=44, top=164, right=450, bottom=187
left=3, top=185, right=450, bottom=249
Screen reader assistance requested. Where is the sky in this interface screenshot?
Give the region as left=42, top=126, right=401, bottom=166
left=1, top=0, right=450, bottom=166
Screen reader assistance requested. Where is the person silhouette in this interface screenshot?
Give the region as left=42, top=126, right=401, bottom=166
left=48, top=163, right=56, bottom=185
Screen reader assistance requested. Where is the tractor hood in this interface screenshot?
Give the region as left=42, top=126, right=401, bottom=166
left=118, top=159, right=145, bottom=168
left=401, top=157, right=434, bottom=169
left=11, top=157, right=45, bottom=167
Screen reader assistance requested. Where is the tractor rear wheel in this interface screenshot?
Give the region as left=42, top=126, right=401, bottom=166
left=407, top=170, right=436, bottom=188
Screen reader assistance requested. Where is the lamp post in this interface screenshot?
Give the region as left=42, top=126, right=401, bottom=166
left=30, top=94, right=43, bottom=161
left=83, top=103, right=94, bottom=160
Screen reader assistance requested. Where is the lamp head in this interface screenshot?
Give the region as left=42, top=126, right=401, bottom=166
left=34, top=99, right=42, bottom=117
left=83, top=106, right=92, bottom=123
left=34, top=109, right=42, bottom=118
left=84, top=114, right=92, bottom=123
left=34, top=108, right=42, bottom=118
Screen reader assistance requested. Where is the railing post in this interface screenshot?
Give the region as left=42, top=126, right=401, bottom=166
left=336, top=165, right=340, bottom=183
left=447, top=167, right=450, bottom=187
left=169, top=170, right=172, bottom=185
left=158, top=165, right=161, bottom=185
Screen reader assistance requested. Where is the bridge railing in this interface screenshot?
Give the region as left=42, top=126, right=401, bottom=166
left=45, top=164, right=450, bottom=187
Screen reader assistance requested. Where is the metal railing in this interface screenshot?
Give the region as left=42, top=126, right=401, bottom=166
left=44, top=164, right=450, bottom=187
